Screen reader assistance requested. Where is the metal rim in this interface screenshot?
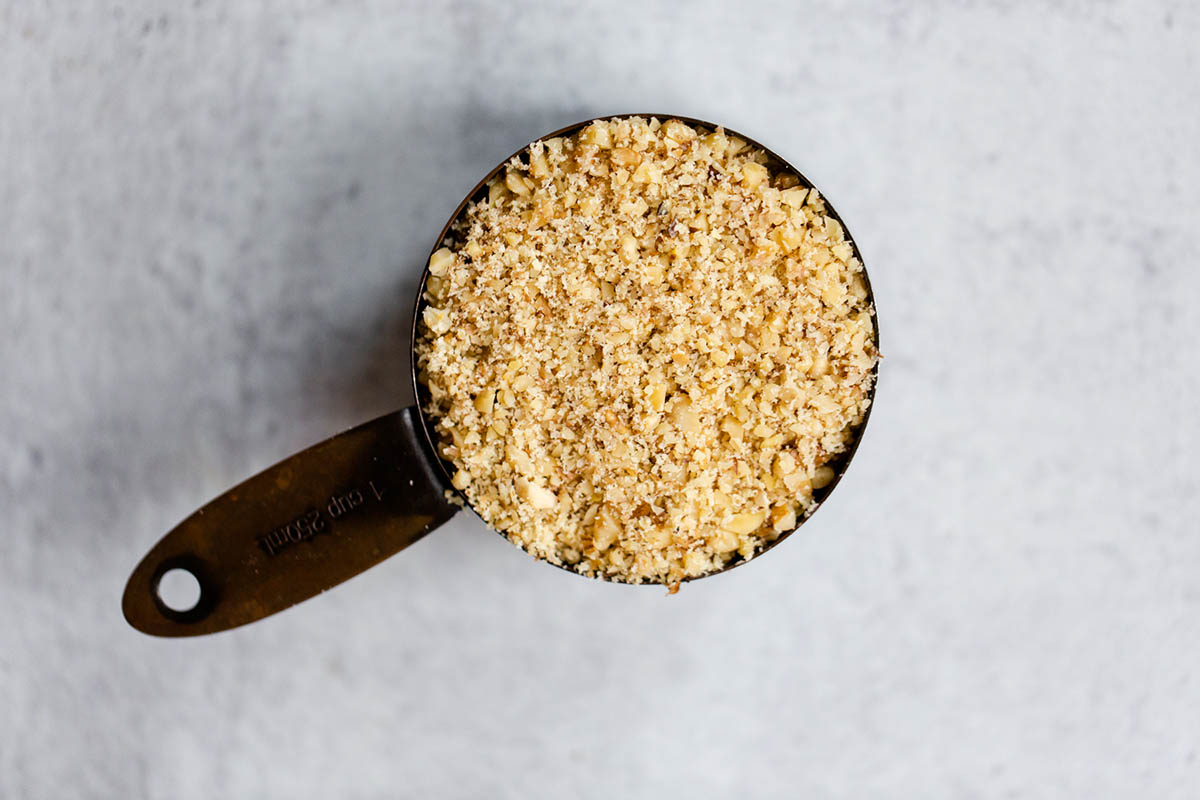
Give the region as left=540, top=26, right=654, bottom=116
left=409, top=113, right=880, bottom=584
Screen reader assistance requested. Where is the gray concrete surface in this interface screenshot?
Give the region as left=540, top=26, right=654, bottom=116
left=2, top=1, right=1198, bottom=797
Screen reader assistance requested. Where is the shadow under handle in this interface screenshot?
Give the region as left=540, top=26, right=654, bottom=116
left=122, top=406, right=460, bottom=637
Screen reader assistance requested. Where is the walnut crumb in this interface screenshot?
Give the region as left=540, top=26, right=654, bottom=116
left=417, top=117, right=876, bottom=586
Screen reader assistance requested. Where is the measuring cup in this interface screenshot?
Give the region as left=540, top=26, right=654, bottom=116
left=122, top=114, right=880, bottom=637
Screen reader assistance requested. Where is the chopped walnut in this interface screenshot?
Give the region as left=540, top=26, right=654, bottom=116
left=416, top=117, right=876, bottom=585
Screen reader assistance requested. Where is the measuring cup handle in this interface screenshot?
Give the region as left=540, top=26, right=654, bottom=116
left=121, top=406, right=460, bottom=637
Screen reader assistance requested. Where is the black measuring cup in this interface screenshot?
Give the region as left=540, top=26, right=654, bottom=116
left=122, top=114, right=880, bottom=637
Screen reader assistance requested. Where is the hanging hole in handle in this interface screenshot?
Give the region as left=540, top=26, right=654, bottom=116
left=158, top=568, right=201, bottom=612
left=151, top=556, right=217, bottom=624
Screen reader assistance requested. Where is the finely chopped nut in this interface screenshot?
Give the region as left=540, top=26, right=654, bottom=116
left=416, top=117, right=876, bottom=585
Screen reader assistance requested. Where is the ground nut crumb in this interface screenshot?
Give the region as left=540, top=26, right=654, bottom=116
left=416, top=117, right=876, bottom=585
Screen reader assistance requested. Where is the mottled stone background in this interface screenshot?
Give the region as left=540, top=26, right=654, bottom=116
left=2, top=2, right=1198, bottom=797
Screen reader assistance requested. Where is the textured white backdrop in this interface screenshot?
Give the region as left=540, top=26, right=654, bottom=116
left=2, top=1, right=1198, bottom=797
